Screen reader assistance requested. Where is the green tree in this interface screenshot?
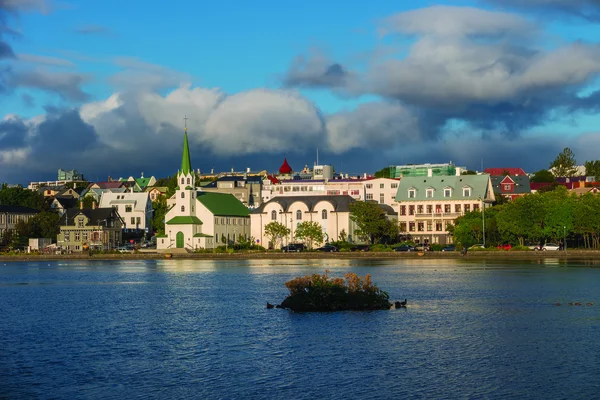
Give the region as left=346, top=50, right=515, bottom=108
left=550, top=147, right=578, bottom=177
left=572, top=193, right=600, bottom=248
left=493, top=192, right=509, bottom=206
left=584, top=160, right=600, bottom=180
left=374, top=167, right=392, bottom=178
left=294, top=221, right=324, bottom=249
left=13, top=211, right=61, bottom=242
left=349, top=201, right=395, bottom=244
left=461, top=170, right=477, bottom=175
left=264, top=221, right=290, bottom=250
left=152, top=195, right=168, bottom=234
left=530, top=169, right=555, bottom=183
left=153, top=176, right=178, bottom=197
left=82, top=196, right=95, bottom=209
left=0, top=184, right=48, bottom=210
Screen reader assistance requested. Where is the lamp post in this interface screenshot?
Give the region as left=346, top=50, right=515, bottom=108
left=563, top=226, right=566, bottom=251
left=479, top=196, right=486, bottom=247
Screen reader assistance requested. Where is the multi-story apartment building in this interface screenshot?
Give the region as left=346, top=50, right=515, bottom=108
left=99, top=192, right=153, bottom=236
left=57, top=206, right=123, bottom=252
left=395, top=175, right=494, bottom=245
left=0, top=205, right=40, bottom=246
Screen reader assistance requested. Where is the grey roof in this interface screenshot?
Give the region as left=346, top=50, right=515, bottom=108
left=0, top=205, right=41, bottom=214
left=62, top=208, right=120, bottom=226
left=490, top=175, right=531, bottom=195
left=377, top=203, right=396, bottom=215
left=251, top=195, right=356, bottom=214
left=54, top=196, right=78, bottom=209
left=396, top=175, right=493, bottom=202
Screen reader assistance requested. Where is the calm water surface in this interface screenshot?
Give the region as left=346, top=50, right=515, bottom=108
left=1, top=258, right=600, bottom=399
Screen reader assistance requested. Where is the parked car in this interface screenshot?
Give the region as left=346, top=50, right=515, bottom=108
left=315, top=245, right=338, bottom=252
left=394, top=244, right=415, bottom=252
left=542, top=243, right=560, bottom=251
left=350, top=245, right=370, bottom=252
left=468, top=244, right=485, bottom=250
left=281, top=243, right=306, bottom=252
left=414, top=244, right=430, bottom=251
left=441, top=245, right=456, bottom=252
left=116, top=246, right=132, bottom=253
left=497, top=243, right=512, bottom=251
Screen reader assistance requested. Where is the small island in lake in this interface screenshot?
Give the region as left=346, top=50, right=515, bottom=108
left=278, top=270, right=393, bottom=312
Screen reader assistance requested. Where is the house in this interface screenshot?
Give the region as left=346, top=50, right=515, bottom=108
left=37, top=185, right=67, bottom=198
left=99, top=192, right=153, bottom=236
left=395, top=175, right=495, bottom=246
left=145, top=186, right=169, bottom=202
left=56, top=206, right=123, bottom=252
left=200, top=175, right=263, bottom=208
left=0, top=205, right=41, bottom=247
left=83, top=187, right=127, bottom=204
left=250, top=195, right=359, bottom=249
left=195, top=192, right=251, bottom=247
left=88, top=181, right=126, bottom=190
left=156, top=125, right=215, bottom=251
left=118, top=174, right=157, bottom=192
left=484, top=168, right=527, bottom=176
left=490, top=175, right=531, bottom=201
left=363, top=178, right=400, bottom=208
left=50, top=196, right=79, bottom=216
left=58, top=169, right=85, bottom=181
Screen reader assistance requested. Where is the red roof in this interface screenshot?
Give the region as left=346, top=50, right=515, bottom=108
left=484, top=168, right=527, bottom=176
left=278, top=157, right=293, bottom=174
left=267, top=175, right=280, bottom=184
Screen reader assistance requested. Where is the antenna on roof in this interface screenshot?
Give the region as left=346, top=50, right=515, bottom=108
left=317, top=148, right=319, bottom=165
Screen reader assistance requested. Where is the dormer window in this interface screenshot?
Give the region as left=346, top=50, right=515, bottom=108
left=444, top=188, right=452, bottom=198
left=408, top=188, right=416, bottom=198
left=425, top=188, right=434, bottom=198
left=463, top=187, right=472, bottom=197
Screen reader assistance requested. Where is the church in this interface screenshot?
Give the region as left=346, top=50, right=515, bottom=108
left=156, top=123, right=214, bottom=251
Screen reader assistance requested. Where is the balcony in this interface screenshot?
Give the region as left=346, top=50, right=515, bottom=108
left=415, top=212, right=462, bottom=219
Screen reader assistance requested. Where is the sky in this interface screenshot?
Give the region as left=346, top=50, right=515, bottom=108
left=1, top=0, right=600, bottom=184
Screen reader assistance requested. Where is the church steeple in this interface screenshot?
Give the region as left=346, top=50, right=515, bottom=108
left=180, top=115, right=192, bottom=175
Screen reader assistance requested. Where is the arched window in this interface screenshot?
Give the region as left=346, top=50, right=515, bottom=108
left=187, top=178, right=190, bottom=184
left=271, top=210, right=277, bottom=221
left=322, top=210, right=328, bottom=219
left=181, top=178, right=184, bottom=184
left=296, top=210, right=302, bottom=220
left=181, top=192, right=185, bottom=198
left=181, top=206, right=185, bottom=212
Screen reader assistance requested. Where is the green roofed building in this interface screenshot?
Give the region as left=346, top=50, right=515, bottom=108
left=395, top=174, right=494, bottom=246
left=157, top=120, right=250, bottom=252
left=390, top=162, right=466, bottom=179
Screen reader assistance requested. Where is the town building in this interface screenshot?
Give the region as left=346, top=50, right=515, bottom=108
left=118, top=174, right=157, bottom=192
left=58, top=169, right=85, bottom=181
left=390, top=162, right=466, bottom=179
left=395, top=175, right=495, bottom=245
left=28, top=169, right=88, bottom=190
left=99, top=192, right=153, bottom=236
left=0, top=205, right=41, bottom=247
left=200, top=175, right=263, bottom=209
left=196, top=192, right=251, bottom=247
left=484, top=168, right=527, bottom=176
left=145, top=186, right=169, bottom=202
left=490, top=175, right=531, bottom=201
left=56, top=206, right=123, bottom=252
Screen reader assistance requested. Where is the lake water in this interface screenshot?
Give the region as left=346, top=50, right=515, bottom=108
left=1, top=258, right=600, bottom=399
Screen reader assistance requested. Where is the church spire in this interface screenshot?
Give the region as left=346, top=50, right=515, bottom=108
left=180, top=115, right=192, bottom=175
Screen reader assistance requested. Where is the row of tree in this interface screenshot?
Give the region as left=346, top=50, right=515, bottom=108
left=451, top=186, right=600, bottom=248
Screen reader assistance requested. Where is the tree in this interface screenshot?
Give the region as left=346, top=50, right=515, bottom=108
left=82, top=196, right=95, bottom=209
left=153, top=176, right=178, bottom=197
left=0, top=184, right=48, bottom=210
left=152, top=195, right=168, bottom=234
left=550, top=147, right=578, bottom=177
left=264, top=221, right=290, bottom=250
left=584, top=160, right=600, bottom=180
left=493, top=192, right=509, bottom=206
left=294, top=221, right=324, bottom=249
left=349, top=201, right=395, bottom=244
left=461, top=170, right=477, bottom=175
left=374, top=167, right=392, bottom=178
left=13, top=211, right=61, bottom=243
left=530, top=169, right=555, bottom=183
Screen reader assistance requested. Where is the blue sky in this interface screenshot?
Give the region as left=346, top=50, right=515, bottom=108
left=1, top=0, right=600, bottom=183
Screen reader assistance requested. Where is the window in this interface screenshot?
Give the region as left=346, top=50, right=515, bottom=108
left=181, top=206, right=185, bottom=212
left=181, top=178, right=184, bottom=184
left=126, top=205, right=132, bottom=212
left=463, top=187, right=471, bottom=197
left=436, top=205, right=442, bottom=213
left=400, top=205, right=406, bottom=216
left=380, top=183, right=385, bottom=189
left=473, top=204, right=480, bottom=211
left=379, top=193, right=385, bottom=203
left=65, top=232, right=70, bottom=241
left=321, top=210, right=328, bottom=219
left=215, top=218, right=218, bottom=225
left=445, top=204, right=451, bottom=213
left=436, top=222, right=443, bottom=231
left=417, top=205, right=423, bottom=214
left=296, top=210, right=302, bottom=220
left=136, top=217, right=141, bottom=224
left=221, top=218, right=225, bottom=224
left=78, top=218, right=84, bottom=228
left=187, top=178, right=190, bottom=184
left=83, top=232, right=88, bottom=241
left=409, top=222, right=415, bottom=232
left=181, top=192, right=185, bottom=198
left=409, top=206, right=415, bottom=215
left=131, top=217, right=135, bottom=225
left=366, top=184, right=373, bottom=189
left=455, top=204, right=461, bottom=213
left=399, top=222, right=407, bottom=232
left=417, top=222, right=424, bottom=232
left=426, top=189, right=434, bottom=198
left=215, top=234, right=219, bottom=243
left=444, top=188, right=452, bottom=198
left=427, top=222, right=432, bottom=231
left=75, top=232, right=80, bottom=241
left=504, top=184, right=511, bottom=190
left=366, top=193, right=373, bottom=200
left=233, top=218, right=237, bottom=225
left=465, top=204, right=471, bottom=212
left=426, top=205, right=432, bottom=213
left=191, top=192, right=194, bottom=199
left=391, top=183, right=398, bottom=189
left=408, top=189, right=416, bottom=198
left=271, top=210, right=277, bottom=221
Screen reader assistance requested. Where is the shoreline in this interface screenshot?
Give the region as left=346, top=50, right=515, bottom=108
left=1, top=250, right=599, bottom=262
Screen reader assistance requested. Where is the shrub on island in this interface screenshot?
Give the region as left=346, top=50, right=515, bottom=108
left=279, top=270, right=392, bottom=311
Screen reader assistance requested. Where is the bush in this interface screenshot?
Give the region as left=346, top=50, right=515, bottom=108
left=370, top=244, right=393, bottom=252
left=511, top=245, right=531, bottom=251
left=429, top=243, right=443, bottom=251
left=280, top=270, right=392, bottom=311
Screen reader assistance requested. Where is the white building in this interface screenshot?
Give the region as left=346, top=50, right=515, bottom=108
left=99, top=192, right=153, bottom=235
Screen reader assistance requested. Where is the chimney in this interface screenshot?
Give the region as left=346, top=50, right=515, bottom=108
left=246, top=167, right=251, bottom=173
left=141, top=172, right=144, bottom=178
left=92, top=201, right=96, bottom=209
left=428, top=168, right=433, bottom=177
left=79, top=200, right=83, bottom=209
left=108, top=175, right=112, bottom=182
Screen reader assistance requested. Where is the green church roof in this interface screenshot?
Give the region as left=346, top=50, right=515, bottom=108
left=166, top=216, right=203, bottom=225
left=180, top=131, right=192, bottom=175
left=196, top=192, right=250, bottom=217
left=193, top=233, right=213, bottom=238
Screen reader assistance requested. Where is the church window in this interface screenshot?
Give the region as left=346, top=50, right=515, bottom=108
left=181, top=192, right=185, bottom=198
left=296, top=210, right=302, bottom=220
left=181, top=206, right=185, bottom=212
left=271, top=210, right=277, bottom=221
left=322, top=210, right=328, bottom=219
left=181, top=178, right=184, bottom=184
left=187, top=178, right=190, bottom=184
